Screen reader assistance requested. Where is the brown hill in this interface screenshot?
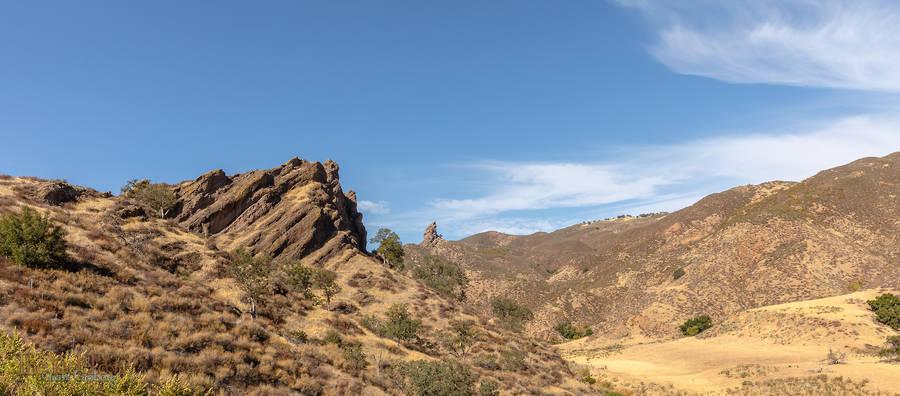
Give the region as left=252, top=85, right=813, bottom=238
left=0, top=160, right=588, bottom=395
left=407, top=152, right=900, bottom=340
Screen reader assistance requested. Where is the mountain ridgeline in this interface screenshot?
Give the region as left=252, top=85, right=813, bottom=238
left=407, top=152, right=900, bottom=339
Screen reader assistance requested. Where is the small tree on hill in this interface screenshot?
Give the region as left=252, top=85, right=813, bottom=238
left=121, top=179, right=177, bottom=218
left=0, top=207, right=68, bottom=269
left=227, top=250, right=274, bottom=319
left=437, top=321, right=480, bottom=359
left=412, top=255, right=468, bottom=301
left=382, top=303, right=421, bottom=342
left=491, top=297, right=533, bottom=331
left=369, top=228, right=404, bottom=270
left=313, top=268, right=341, bottom=306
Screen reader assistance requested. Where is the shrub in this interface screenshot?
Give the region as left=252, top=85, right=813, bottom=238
left=473, top=353, right=501, bottom=370
left=583, top=375, right=596, bottom=385
left=478, top=378, right=499, bottom=396
left=289, top=329, right=308, bottom=344
left=847, top=280, right=863, bottom=292
left=313, top=268, right=342, bottom=306
left=227, top=250, right=275, bottom=318
left=370, top=228, right=405, bottom=270
left=412, top=255, right=468, bottom=301
left=554, top=321, right=592, bottom=340
left=879, top=335, right=900, bottom=361
left=867, top=293, right=900, bottom=330
left=491, top=297, right=533, bottom=331
left=155, top=375, right=204, bottom=396
left=382, top=304, right=421, bottom=342
left=341, top=343, right=368, bottom=374
left=0, top=206, right=68, bottom=269
left=324, top=330, right=343, bottom=346
left=285, top=259, right=315, bottom=298
left=673, top=268, right=685, bottom=280
left=390, top=359, right=476, bottom=396
left=680, top=315, right=712, bottom=336
left=122, top=179, right=177, bottom=218
left=437, top=321, right=480, bottom=359
left=826, top=349, right=846, bottom=364
left=499, top=349, right=526, bottom=371
left=360, top=314, right=384, bottom=336
left=0, top=331, right=147, bottom=395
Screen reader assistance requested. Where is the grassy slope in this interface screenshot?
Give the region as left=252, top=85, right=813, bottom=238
left=561, top=289, right=900, bottom=395
left=0, top=175, right=587, bottom=395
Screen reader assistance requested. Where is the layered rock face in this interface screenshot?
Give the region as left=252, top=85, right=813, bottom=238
left=172, top=157, right=366, bottom=262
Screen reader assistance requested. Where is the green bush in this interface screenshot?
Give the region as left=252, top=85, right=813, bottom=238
left=122, top=179, right=177, bottom=218
left=155, top=375, right=204, bottom=396
left=324, top=330, right=343, bottom=346
left=491, top=297, right=533, bottom=331
left=583, top=375, right=596, bottom=385
left=673, top=268, right=685, bottom=280
left=340, top=342, right=368, bottom=374
left=679, top=315, right=713, bottom=336
left=0, top=206, right=68, bottom=269
left=847, top=280, right=863, bottom=292
left=312, top=268, right=341, bottom=305
left=0, top=331, right=147, bottom=395
left=554, top=321, right=592, bottom=340
left=382, top=304, right=422, bottom=342
left=499, top=349, right=526, bottom=371
left=478, top=378, right=499, bottom=396
left=390, top=359, right=476, bottom=396
left=867, top=293, right=900, bottom=330
left=473, top=353, right=500, bottom=370
left=412, top=255, right=469, bottom=301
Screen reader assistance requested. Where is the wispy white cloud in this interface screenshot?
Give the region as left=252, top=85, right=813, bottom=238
left=425, top=114, right=900, bottom=235
left=357, top=200, right=390, bottom=215
left=620, top=0, right=900, bottom=91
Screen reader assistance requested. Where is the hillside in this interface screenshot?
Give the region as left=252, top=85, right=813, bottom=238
left=407, top=152, right=900, bottom=340
left=561, top=289, right=900, bottom=395
left=0, top=159, right=589, bottom=395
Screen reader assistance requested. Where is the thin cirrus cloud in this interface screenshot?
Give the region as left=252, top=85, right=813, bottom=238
left=619, top=0, right=900, bottom=91
left=426, top=115, right=900, bottom=235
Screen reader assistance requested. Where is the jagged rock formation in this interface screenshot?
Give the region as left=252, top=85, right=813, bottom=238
left=419, top=221, right=445, bottom=248
left=172, top=157, right=366, bottom=262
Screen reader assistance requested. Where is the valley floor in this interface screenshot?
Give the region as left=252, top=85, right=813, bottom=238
left=559, top=290, right=900, bottom=395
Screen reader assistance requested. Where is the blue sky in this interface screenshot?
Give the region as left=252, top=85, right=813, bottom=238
left=2, top=1, right=899, bottom=243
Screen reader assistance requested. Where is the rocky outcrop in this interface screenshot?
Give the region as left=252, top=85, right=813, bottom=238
left=172, top=157, right=366, bottom=262
left=38, top=182, right=89, bottom=205
left=420, top=221, right=445, bottom=248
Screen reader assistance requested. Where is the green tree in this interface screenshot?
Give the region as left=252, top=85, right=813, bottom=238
left=313, top=268, right=342, bottom=306
left=285, top=259, right=315, bottom=299
left=122, top=179, right=177, bottom=218
left=680, top=315, right=713, bottom=336
left=491, top=297, right=533, bottom=331
left=227, top=250, right=274, bottom=319
left=369, top=228, right=404, bottom=270
left=868, top=293, right=900, bottom=330
left=412, top=255, right=468, bottom=301
left=437, top=321, right=480, bottom=359
left=382, top=304, right=421, bottom=342
left=0, top=207, right=68, bottom=269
